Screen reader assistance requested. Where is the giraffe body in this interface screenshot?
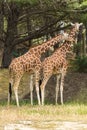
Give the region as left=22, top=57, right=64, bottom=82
left=8, top=32, right=69, bottom=106
left=40, top=41, right=72, bottom=105
left=40, top=23, right=83, bottom=105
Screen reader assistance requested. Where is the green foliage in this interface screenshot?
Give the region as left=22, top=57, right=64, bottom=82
left=8, top=0, right=58, bottom=5
left=79, top=13, right=87, bottom=24
left=72, top=56, right=87, bottom=72
left=8, top=0, right=39, bottom=5
left=80, top=0, right=87, bottom=6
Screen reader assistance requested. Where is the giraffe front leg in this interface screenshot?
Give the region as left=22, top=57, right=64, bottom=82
left=60, top=73, right=65, bottom=105
left=40, top=83, right=45, bottom=106
left=35, top=72, right=41, bottom=105
left=40, top=76, right=51, bottom=105
left=36, top=81, right=41, bottom=105
left=29, top=74, right=34, bottom=105
left=55, top=75, right=61, bottom=105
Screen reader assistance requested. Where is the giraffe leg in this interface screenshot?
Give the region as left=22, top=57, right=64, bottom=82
left=35, top=71, right=41, bottom=105
left=13, top=78, right=21, bottom=107
left=55, top=75, right=61, bottom=105
left=60, top=73, right=65, bottom=105
left=29, top=74, right=34, bottom=105
left=40, top=76, right=51, bottom=105
left=39, top=79, right=42, bottom=100
left=36, top=81, right=41, bottom=105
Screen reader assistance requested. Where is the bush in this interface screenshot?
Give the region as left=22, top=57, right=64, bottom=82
left=71, top=56, right=87, bottom=73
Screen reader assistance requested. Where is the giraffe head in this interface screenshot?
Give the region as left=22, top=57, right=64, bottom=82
left=70, top=22, right=83, bottom=43
left=70, top=22, right=83, bottom=32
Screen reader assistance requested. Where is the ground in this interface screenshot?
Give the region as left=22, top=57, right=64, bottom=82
left=0, top=69, right=87, bottom=104
left=0, top=69, right=87, bottom=129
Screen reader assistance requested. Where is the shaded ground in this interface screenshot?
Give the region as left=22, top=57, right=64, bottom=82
left=0, top=69, right=87, bottom=104
left=24, top=72, right=87, bottom=104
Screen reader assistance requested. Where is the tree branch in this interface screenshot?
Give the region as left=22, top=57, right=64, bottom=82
left=13, top=14, right=66, bottom=46
left=13, top=24, right=70, bottom=48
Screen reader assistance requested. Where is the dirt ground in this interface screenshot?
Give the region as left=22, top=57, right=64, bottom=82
left=24, top=72, right=87, bottom=104
left=0, top=69, right=87, bottom=104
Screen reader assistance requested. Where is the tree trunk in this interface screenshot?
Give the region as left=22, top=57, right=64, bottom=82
left=1, top=46, right=13, bottom=68
left=1, top=2, right=19, bottom=68
left=26, top=8, right=32, bottom=48
left=77, top=26, right=83, bottom=57
left=0, top=1, right=4, bottom=47
left=0, top=1, right=4, bottom=67
left=1, top=19, right=17, bottom=67
left=83, top=28, right=86, bottom=56
left=85, top=23, right=87, bottom=56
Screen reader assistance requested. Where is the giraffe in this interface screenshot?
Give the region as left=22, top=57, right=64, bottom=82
left=40, top=22, right=83, bottom=105
left=8, top=32, right=69, bottom=107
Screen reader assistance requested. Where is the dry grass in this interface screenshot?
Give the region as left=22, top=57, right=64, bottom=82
left=0, top=104, right=87, bottom=127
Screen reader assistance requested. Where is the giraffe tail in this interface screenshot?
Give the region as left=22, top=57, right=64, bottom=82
left=8, top=67, right=13, bottom=104
left=9, top=82, right=12, bottom=102
left=39, top=79, right=42, bottom=99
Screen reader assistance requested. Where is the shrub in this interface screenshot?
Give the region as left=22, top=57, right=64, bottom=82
left=71, top=56, right=87, bottom=73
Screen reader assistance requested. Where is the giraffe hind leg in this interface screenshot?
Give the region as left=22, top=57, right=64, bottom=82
left=13, top=78, right=21, bottom=107
left=60, top=73, right=65, bottom=105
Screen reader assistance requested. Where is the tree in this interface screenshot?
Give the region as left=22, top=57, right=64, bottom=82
left=1, top=0, right=68, bottom=67
left=0, top=0, right=4, bottom=49
left=1, top=0, right=87, bottom=67
left=1, top=1, right=20, bottom=67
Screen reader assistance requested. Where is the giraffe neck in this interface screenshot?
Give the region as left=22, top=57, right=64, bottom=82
left=69, top=27, right=77, bottom=40
left=54, top=41, right=72, bottom=56
left=28, top=34, right=67, bottom=58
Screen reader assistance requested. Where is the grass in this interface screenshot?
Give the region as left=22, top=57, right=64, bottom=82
left=0, top=102, right=87, bottom=127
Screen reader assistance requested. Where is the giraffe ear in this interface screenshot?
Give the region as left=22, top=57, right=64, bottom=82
left=79, top=23, right=83, bottom=26
left=70, top=23, right=75, bottom=26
